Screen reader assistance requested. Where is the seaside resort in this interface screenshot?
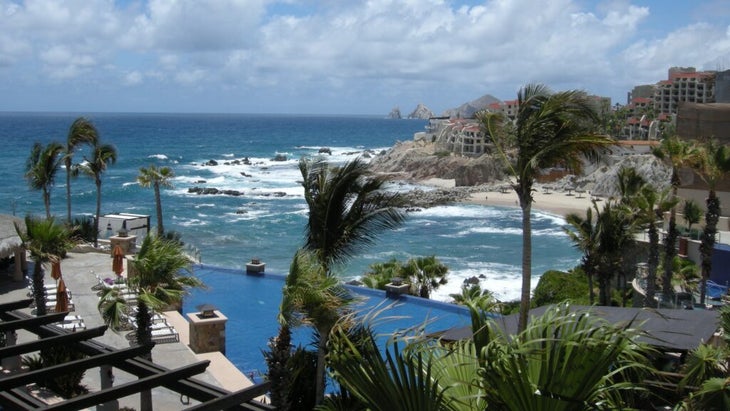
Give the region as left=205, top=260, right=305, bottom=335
left=3, top=66, right=730, bottom=409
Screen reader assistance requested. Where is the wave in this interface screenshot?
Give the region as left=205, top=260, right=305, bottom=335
left=148, top=154, right=169, bottom=160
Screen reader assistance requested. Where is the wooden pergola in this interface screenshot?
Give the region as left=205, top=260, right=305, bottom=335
left=0, top=299, right=273, bottom=410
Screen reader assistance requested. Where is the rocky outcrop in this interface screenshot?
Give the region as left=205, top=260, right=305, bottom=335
left=188, top=187, right=244, bottom=196
left=386, top=107, right=402, bottom=119
left=369, top=140, right=505, bottom=186
left=441, top=94, right=501, bottom=118
left=407, top=103, right=434, bottom=119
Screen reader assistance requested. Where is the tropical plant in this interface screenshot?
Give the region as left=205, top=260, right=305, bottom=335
left=362, top=256, right=448, bottom=299
left=15, top=216, right=74, bottom=316
left=615, top=166, right=646, bottom=203
left=449, top=283, right=496, bottom=310
left=531, top=269, right=590, bottom=307
left=296, top=157, right=406, bottom=404
left=326, top=302, right=654, bottom=411
left=64, top=117, right=99, bottom=222
left=401, top=256, right=448, bottom=299
left=481, top=303, right=655, bottom=410
left=25, top=141, right=64, bottom=219
left=478, top=84, right=614, bottom=332
left=653, top=135, right=697, bottom=298
left=22, top=345, right=88, bottom=398
left=264, top=324, right=293, bottom=410
left=137, top=164, right=175, bottom=237
left=691, top=139, right=730, bottom=305
left=98, top=234, right=202, bottom=349
left=595, top=199, right=636, bottom=306
left=627, top=185, right=677, bottom=307
left=683, top=199, right=702, bottom=235
left=564, top=205, right=600, bottom=304
left=77, top=141, right=117, bottom=247
left=279, top=249, right=354, bottom=406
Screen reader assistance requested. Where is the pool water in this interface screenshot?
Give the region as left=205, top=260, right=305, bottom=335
left=183, top=265, right=473, bottom=380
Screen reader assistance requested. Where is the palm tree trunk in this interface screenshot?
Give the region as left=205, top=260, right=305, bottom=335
left=315, top=325, right=330, bottom=405
left=66, top=167, right=72, bottom=222
left=43, top=188, right=52, bottom=219
left=518, top=194, right=532, bottom=333
left=33, top=262, right=47, bottom=316
left=587, top=269, right=594, bottom=305
left=699, top=191, right=719, bottom=305
left=662, top=187, right=679, bottom=298
left=94, top=180, right=102, bottom=248
left=154, top=183, right=164, bottom=236
left=645, top=224, right=659, bottom=307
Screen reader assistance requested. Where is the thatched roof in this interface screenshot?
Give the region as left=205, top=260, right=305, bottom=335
left=0, top=214, right=24, bottom=259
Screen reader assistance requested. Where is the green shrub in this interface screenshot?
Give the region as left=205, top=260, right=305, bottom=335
left=532, top=269, right=590, bottom=307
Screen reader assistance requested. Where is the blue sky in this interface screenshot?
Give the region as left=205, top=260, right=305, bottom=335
left=1, top=0, right=729, bottom=115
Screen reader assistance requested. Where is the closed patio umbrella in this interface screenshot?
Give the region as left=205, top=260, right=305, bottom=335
left=50, top=258, right=62, bottom=281
left=112, top=245, right=125, bottom=275
left=54, top=278, right=69, bottom=313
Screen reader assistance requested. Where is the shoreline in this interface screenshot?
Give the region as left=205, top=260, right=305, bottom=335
left=420, top=177, right=601, bottom=217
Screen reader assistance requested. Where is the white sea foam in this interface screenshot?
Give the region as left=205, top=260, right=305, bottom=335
left=148, top=154, right=168, bottom=160
left=122, top=182, right=138, bottom=187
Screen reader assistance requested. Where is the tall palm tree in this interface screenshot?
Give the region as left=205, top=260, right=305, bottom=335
left=25, top=142, right=64, bottom=219
left=629, top=185, right=677, bottom=307
left=595, top=200, right=636, bottom=306
left=653, top=135, right=697, bottom=298
left=64, top=118, right=99, bottom=222
left=564, top=205, right=599, bottom=305
left=98, top=234, right=202, bottom=411
left=297, top=157, right=406, bottom=405
left=78, top=142, right=117, bottom=247
left=692, top=139, right=730, bottom=305
left=478, top=84, right=614, bottom=332
left=137, top=165, right=175, bottom=237
left=15, top=216, right=74, bottom=316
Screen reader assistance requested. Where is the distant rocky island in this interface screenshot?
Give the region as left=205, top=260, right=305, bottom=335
left=386, top=94, right=501, bottom=119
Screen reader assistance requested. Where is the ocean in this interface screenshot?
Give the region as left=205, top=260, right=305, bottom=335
left=0, top=112, right=580, bottom=301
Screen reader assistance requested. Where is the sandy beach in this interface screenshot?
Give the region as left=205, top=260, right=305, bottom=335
left=422, top=177, right=603, bottom=217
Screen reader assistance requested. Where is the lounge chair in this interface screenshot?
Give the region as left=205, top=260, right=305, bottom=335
left=151, top=328, right=179, bottom=344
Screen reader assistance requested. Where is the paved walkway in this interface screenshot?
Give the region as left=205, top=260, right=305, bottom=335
left=0, top=248, right=260, bottom=410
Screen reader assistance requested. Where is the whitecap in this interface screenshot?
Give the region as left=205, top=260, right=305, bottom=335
left=148, top=154, right=169, bottom=160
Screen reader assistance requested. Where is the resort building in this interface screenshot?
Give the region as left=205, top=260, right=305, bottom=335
left=416, top=117, right=491, bottom=157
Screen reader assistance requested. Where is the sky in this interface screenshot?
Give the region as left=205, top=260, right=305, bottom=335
left=1, top=0, right=730, bottom=115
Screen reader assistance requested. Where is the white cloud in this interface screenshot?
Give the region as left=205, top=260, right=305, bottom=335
left=0, top=0, right=729, bottom=113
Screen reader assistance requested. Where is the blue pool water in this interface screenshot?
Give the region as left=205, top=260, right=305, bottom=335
left=182, top=264, right=473, bottom=379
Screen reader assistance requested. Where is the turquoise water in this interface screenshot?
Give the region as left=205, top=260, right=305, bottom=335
left=183, top=264, right=472, bottom=379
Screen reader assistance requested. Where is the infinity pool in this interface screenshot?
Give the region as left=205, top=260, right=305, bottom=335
left=182, top=265, right=472, bottom=380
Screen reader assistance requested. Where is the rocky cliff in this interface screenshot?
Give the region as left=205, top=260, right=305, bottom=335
left=441, top=93, right=501, bottom=118
left=407, top=103, right=434, bottom=119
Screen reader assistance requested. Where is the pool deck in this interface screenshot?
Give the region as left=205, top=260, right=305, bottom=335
left=0, top=249, right=263, bottom=410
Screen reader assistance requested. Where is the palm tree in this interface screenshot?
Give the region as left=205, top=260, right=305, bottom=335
left=616, top=166, right=646, bottom=203
left=653, top=135, right=697, bottom=298
left=78, top=142, right=117, bottom=247
left=327, top=302, right=653, bottom=410
left=138, top=165, right=175, bottom=237
left=595, top=200, right=636, bottom=306
left=25, top=142, right=64, bottom=219
left=297, top=157, right=406, bottom=405
left=692, top=139, right=730, bottom=305
left=279, top=249, right=353, bottom=407
left=401, top=255, right=448, bottom=299
left=64, top=118, right=99, bottom=222
left=478, top=84, right=614, bottom=332
left=629, top=185, right=677, bottom=307
left=15, top=216, right=74, bottom=316
left=98, top=234, right=201, bottom=411
left=683, top=199, right=701, bottom=236
left=564, top=205, right=600, bottom=304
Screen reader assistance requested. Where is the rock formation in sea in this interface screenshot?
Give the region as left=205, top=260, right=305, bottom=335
left=386, top=106, right=402, bottom=119
left=407, top=103, right=434, bottom=119
left=441, top=93, right=501, bottom=118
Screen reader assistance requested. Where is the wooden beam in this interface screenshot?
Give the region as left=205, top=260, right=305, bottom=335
left=182, top=381, right=273, bottom=411
left=43, top=360, right=211, bottom=411
left=0, top=311, right=67, bottom=332
left=0, top=326, right=106, bottom=359
left=0, top=344, right=153, bottom=391
left=0, top=298, right=33, bottom=313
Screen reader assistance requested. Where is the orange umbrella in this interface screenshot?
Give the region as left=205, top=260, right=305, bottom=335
left=50, top=258, right=62, bottom=281
left=112, top=245, right=125, bottom=275
left=54, top=278, right=69, bottom=313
